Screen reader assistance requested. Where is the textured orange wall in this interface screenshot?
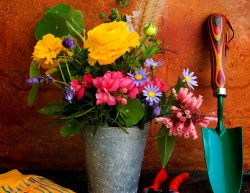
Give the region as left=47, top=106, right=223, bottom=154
left=0, top=0, right=249, bottom=171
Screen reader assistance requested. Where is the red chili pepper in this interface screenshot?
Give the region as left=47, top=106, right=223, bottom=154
left=169, top=172, right=190, bottom=193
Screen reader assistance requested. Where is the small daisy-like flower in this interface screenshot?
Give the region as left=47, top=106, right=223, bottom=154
left=62, top=37, right=75, bottom=49
left=145, top=58, right=164, bottom=69
left=128, top=68, right=149, bottom=86
left=182, top=68, right=198, bottom=90
left=142, top=84, right=162, bottom=104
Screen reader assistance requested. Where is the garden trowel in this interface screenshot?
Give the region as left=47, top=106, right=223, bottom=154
left=202, top=13, right=243, bottom=193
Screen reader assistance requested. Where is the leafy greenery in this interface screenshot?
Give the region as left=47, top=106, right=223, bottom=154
left=35, top=4, right=84, bottom=41
left=157, top=124, right=176, bottom=168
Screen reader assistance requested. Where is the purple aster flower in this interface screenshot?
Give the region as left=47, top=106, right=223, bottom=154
left=145, top=58, right=164, bottom=69
left=142, top=84, right=162, bottom=104
left=26, top=75, right=52, bottom=85
left=64, top=85, right=75, bottom=103
left=62, top=37, right=75, bottom=49
left=182, top=68, right=198, bottom=90
left=127, top=68, right=149, bottom=86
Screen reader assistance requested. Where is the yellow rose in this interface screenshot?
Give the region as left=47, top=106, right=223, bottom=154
left=32, top=34, right=63, bottom=69
left=84, top=21, right=140, bottom=66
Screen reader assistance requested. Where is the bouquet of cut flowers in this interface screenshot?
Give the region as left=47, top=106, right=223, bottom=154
left=27, top=0, right=217, bottom=167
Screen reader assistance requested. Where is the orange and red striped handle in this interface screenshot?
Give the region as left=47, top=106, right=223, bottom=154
left=207, top=14, right=227, bottom=93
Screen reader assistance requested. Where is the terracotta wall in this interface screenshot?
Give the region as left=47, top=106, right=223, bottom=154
left=0, top=0, right=249, bottom=171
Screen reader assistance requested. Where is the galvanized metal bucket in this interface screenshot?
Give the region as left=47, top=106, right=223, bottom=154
left=81, top=123, right=149, bottom=193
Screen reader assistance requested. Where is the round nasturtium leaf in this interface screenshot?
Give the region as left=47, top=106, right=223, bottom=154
left=35, top=13, right=69, bottom=40
left=45, top=3, right=71, bottom=14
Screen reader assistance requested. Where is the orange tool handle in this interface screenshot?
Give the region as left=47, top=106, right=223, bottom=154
left=169, top=172, right=190, bottom=193
left=207, top=14, right=228, bottom=95
left=143, top=168, right=167, bottom=191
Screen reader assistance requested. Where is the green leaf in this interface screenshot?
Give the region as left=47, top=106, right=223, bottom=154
left=38, top=103, right=64, bottom=117
left=27, top=61, right=41, bottom=106
left=65, top=10, right=84, bottom=37
left=27, top=85, right=39, bottom=106
left=140, top=44, right=148, bottom=59
left=60, top=119, right=83, bottom=136
left=161, top=92, right=175, bottom=114
left=175, top=76, right=186, bottom=92
left=117, top=98, right=145, bottom=126
left=35, top=13, right=68, bottom=40
left=161, top=76, right=185, bottom=114
left=45, top=3, right=71, bottom=14
left=148, top=45, right=159, bottom=57
left=157, top=124, right=176, bottom=168
left=29, top=61, right=41, bottom=78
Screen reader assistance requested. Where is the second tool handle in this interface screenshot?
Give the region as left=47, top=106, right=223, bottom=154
left=207, top=14, right=227, bottom=95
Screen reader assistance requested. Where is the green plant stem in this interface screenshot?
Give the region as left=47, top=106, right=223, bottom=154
left=66, top=21, right=85, bottom=43
left=58, top=61, right=66, bottom=83
left=63, top=54, right=72, bottom=79
left=120, top=6, right=124, bottom=20
left=52, top=81, right=64, bottom=90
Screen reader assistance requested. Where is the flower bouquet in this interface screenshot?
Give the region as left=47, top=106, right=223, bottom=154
left=27, top=0, right=217, bottom=181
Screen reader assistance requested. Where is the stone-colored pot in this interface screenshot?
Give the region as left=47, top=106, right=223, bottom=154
left=82, top=123, right=149, bottom=193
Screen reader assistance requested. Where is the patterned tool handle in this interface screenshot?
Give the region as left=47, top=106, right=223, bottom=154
left=207, top=14, right=234, bottom=95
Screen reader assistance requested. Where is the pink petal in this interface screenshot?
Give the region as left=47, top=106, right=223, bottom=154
left=76, top=86, right=85, bottom=100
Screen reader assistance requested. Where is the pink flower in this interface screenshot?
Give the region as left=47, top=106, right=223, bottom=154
left=175, top=87, right=194, bottom=105
left=70, top=79, right=85, bottom=100
left=155, top=88, right=217, bottom=140
left=92, top=77, right=103, bottom=88
left=198, top=116, right=218, bottom=128
left=96, top=88, right=116, bottom=106
left=119, top=77, right=139, bottom=99
left=93, top=72, right=140, bottom=106
left=155, top=117, right=172, bottom=125
left=70, top=74, right=93, bottom=100
left=115, top=95, right=127, bottom=105
left=83, top=74, right=93, bottom=87
left=102, top=77, right=120, bottom=92
left=152, top=76, right=167, bottom=92
left=138, top=81, right=150, bottom=93
left=189, top=95, right=203, bottom=111
left=170, top=106, right=182, bottom=112
left=93, top=71, right=123, bottom=92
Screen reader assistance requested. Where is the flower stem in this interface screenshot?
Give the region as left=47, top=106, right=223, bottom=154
left=66, top=21, right=85, bottom=43
left=58, top=61, right=66, bottom=83
left=52, top=81, right=64, bottom=90
left=64, top=54, right=72, bottom=79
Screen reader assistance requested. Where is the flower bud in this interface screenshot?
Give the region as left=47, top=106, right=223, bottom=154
left=62, top=37, right=75, bottom=49
left=99, top=13, right=106, bottom=19
left=143, top=23, right=158, bottom=37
